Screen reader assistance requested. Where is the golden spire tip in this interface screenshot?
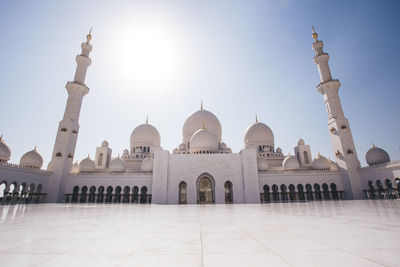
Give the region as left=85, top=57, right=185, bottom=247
left=86, top=27, right=92, bottom=42
left=200, top=100, right=203, bottom=110
left=146, top=116, right=148, bottom=124
left=312, top=26, right=318, bottom=40
left=372, top=143, right=375, bottom=148
left=255, top=114, right=258, bottom=123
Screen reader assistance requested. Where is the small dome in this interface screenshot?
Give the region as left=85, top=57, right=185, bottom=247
left=140, top=158, right=153, bottom=172
left=71, top=161, right=79, bottom=173
left=130, top=122, right=161, bottom=149
left=298, top=138, right=305, bottom=145
left=190, top=128, right=219, bottom=153
left=312, top=153, right=331, bottom=170
left=179, top=143, right=186, bottom=150
left=220, top=142, right=227, bottom=149
left=366, top=144, right=390, bottom=166
left=328, top=159, right=339, bottom=171
left=110, top=157, right=126, bottom=173
left=0, top=136, right=11, bottom=163
left=183, top=108, right=222, bottom=144
left=123, top=149, right=129, bottom=155
left=282, top=154, right=300, bottom=170
left=244, top=121, right=274, bottom=147
left=257, top=158, right=269, bottom=171
left=79, top=156, right=95, bottom=172
left=101, top=140, right=109, bottom=147
left=20, top=147, right=43, bottom=169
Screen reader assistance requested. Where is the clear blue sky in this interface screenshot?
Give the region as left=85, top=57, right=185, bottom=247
left=0, top=0, right=399, bottom=167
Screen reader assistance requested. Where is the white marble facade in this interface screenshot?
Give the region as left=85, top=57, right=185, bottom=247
left=0, top=29, right=400, bottom=205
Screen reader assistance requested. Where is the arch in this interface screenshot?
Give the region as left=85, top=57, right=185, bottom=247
left=132, top=186, right=139, bottom=203
left=196, top=173, right=215, bottom=204
left=330, top=183, right=339, bottom=200
left=314, top=183, right=322, bottom=200
left=395, top=178, right=400, bottom=197
left=305, top=183, right=313, bottom=201
left=303, top=151, right=309, bottom=164
left=140, top=186, right=148, bottom=203
left=72, top=185, right=79, bottom=203
left=123, top=186, right=130, bottom=203
left=224, top=181, right=233, bottom=203
left=105, top=186, right=113, bottom=203
left=376, top=180, right=384, bottom=199
left=385, top=179, right=394, bottom=198
left=272, top=184, right=279, bottom=202
left=0, top=181, right=6, bottom=199
left=27, top=183, right=35, bottom=204
left=297, top=184, right=305, bottom=201
left=322, top=183, right=330, bottom=200
left=179, top=181, right=187, bottom=204
left=280, top=184, right=288, bottom=201
left=80, top=186, right=88, bottom=203
left=88, top=186, right=96, bottom=203
left=288, top=184, right=296, bottom=201
left=106, top=154, right=110, bottom=168
left=114, top=186, right=122, bottom=203
left=367, top=180, right=375, bottom=199
left=97, top=186, right=105, bottom=203
left=263, top=184, right=270, bottom=203
left=98, top=153, right=103, bottom=166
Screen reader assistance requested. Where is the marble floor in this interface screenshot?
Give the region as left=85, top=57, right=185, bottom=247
left=0, top=200, right=399, bottom=267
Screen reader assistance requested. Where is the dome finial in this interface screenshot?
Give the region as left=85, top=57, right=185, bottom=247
left=34, top=146, right=37, bottom=151
left=86, top=28, right=92, bottom=43
left=312, top=26, right=318, bottom=41
left=372, top=143, right=375, bottom=148
left=200, top=99, right=203, bottom=110
left=255, top=114, right=258, bottom=122
left=318, top=152, right=320, bottom=156
left=88, top=154, right=90, bottom=158
left=146, top=115, right=148, bottom=124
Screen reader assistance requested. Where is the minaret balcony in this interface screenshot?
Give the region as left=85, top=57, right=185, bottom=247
left=316, top=79, right=340, bottom=94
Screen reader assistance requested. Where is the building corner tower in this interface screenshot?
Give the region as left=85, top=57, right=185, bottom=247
left=311, top=28, right=363, bottom=199
left=47, top=30, right=93, bottom=202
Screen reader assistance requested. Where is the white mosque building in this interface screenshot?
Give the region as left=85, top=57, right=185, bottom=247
left=0, top=29, right=399, bottom=205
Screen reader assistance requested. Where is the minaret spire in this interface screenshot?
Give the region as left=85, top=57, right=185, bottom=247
left=47, top=31, right=94, bottom=202
left=312, top=29, right=362, bottom=199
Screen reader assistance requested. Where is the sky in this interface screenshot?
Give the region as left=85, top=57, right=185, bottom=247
left=0, top=0, right=399, bottom=167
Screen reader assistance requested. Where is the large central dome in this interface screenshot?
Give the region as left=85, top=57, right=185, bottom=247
left=182, top=108, right=222, bottom=143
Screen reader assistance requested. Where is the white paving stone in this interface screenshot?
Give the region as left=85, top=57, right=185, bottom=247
left=0, top=200, right=399, bottom=267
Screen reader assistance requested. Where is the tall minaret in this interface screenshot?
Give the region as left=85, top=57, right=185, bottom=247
left=47, top=30, right=93, bottom=202
left=311, top=27, right=363, bottom=199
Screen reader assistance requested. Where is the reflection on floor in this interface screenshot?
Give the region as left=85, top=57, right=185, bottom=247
left=0, top=200, right=399, bottom=267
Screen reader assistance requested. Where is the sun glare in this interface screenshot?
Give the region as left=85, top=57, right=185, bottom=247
left=113, top=20, right=183, bottom=91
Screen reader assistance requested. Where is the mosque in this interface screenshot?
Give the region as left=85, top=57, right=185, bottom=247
left=0, top=29, right=399, bottom=205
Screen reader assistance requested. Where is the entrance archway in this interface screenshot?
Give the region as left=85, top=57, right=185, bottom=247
left=197, top=174, right=214, bottom=204
left=224, top=181, right=233, bottom=203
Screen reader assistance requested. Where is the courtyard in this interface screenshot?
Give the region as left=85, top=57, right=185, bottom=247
left=0, top=200, right=399, bottom=266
